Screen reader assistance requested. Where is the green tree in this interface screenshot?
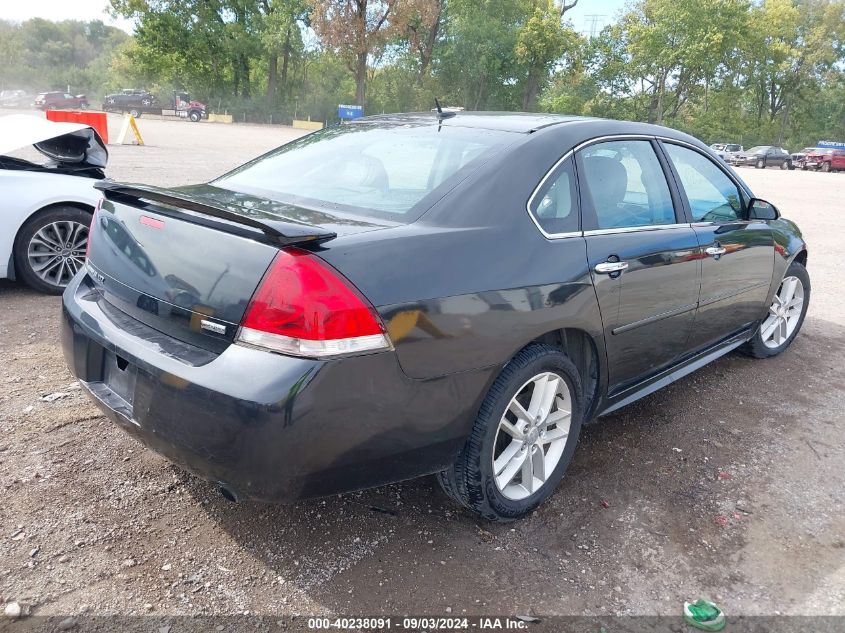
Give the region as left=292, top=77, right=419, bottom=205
left=515, top=0, right=581, bottom=110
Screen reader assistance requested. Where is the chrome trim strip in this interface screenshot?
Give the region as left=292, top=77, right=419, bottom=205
left=525, top=149, right=579, bottom=240
left=525, top=133, right=755, bottom=241
left=698, top=281, right=770, bottom=308
left=611, top=302, right=697, bottom=335
left=583, top=223, right=691, bottom=236
left=611, top=280, right=769, bottom=335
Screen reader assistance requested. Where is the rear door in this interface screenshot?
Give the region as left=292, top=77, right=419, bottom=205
left=660, top=141, right=774, bottom=351
left=577, top=138, right=701, bottom=393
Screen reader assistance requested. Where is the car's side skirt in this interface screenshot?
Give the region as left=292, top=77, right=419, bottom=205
left=596, top=326, right=754, bottom=417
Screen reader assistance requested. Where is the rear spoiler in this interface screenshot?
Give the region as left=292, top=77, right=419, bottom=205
left=95, top=181, right=337, bottom=247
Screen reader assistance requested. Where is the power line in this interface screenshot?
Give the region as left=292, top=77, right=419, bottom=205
left=583, top=14, right=606, bottom=38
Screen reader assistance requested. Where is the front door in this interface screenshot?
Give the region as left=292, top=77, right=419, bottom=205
left=577, top=138, right=701, bottom=393
left=660, top=142, right=775, bottom=351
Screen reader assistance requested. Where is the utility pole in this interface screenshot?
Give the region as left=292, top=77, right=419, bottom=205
left=584, top=14, right=606, bottom=38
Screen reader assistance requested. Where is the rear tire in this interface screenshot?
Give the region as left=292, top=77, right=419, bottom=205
left=13, top=206, right=91, bottom=295
left=437, top=344, right=584, bottom=522
left=742, top=261, right=810, bottom=358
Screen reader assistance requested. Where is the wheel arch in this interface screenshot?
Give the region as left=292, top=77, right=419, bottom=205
left=8, top=201, right=94, bottom=281
left=496, top=328, right=603, bottom=423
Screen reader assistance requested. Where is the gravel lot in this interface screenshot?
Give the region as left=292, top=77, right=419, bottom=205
left=1, top=112, right=843, bottom=624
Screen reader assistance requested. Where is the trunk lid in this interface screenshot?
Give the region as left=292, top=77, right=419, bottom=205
left=87, top=182, right=392, bottom=353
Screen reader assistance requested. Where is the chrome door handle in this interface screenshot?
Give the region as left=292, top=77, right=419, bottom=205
left=705, top=246, right=727, bottom=257
left=595, top=261, right=629, bottom=274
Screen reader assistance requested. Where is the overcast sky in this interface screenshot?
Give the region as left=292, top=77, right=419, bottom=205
left=1, top=0, right=628, bottom=37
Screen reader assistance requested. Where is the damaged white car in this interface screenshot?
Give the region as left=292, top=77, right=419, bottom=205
left=1, top=114, right=106, bottom=294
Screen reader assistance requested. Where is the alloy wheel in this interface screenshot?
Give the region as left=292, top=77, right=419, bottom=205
left=26, top=220, right=88, bottom=288
left=761, top=275, right=804, bottom=349
left=492, top=372, right=571, bottom=501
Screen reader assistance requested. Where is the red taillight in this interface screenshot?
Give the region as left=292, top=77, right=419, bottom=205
left=237, top=248, right=391, bottom=358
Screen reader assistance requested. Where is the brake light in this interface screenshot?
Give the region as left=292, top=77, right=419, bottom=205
left=237, top=248, right=391, bottom=358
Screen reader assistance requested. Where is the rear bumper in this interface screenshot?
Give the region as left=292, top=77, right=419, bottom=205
left=62, top=272, right=491, bottom=502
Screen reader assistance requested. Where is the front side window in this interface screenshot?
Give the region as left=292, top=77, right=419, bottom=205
left=215, top=123, right=516, bottom=221
left=663, top=143, right=743, bottom=223
left=529, top=157, right=578, bottom=235
left=578, top=140, right=676, bottom=230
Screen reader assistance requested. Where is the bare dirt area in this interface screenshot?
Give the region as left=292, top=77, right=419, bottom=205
left=1, top=117, right=843, bottom=626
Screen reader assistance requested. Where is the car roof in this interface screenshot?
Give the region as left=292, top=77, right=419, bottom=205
left=350, top=111, right=595, bottom=133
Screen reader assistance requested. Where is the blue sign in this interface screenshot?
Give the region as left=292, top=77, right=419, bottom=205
left=338, top=104, right=364, bottom=120
left=818, top=140, right=845, bottom=149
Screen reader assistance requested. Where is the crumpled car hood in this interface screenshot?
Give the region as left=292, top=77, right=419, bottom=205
left=0, top=114, right=107, bottom=168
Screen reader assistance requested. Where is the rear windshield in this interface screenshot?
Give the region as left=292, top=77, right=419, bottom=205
left=214, top=122, right=517, bottom=222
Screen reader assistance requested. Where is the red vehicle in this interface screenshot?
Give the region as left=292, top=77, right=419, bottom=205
left=805, top=148, right=845, bottom=172
left=34, top=91, right=89, bottom=111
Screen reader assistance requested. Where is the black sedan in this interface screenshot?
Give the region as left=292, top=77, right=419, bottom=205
left=102, top=89, right=157, bottom=117
left=62, top=113, right=809, bottom=521
left=729, top=145, right=794, bottom=169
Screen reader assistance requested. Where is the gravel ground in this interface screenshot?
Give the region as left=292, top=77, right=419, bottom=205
left=0, top=112, right=843, bottom=624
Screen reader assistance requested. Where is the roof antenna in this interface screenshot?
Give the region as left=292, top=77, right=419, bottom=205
left=434, top=98, right=456, bottom=121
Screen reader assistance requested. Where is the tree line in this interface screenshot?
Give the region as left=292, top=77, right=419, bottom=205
left=2, top=0, right=844, bottom=149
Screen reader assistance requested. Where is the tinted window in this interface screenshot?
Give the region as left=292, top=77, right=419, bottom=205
left=529, top=157, right=578, bottom=235
left=664, top=143, right=743, bottom=222
left=578, top=140, right=676, bottom=230
left=215, top=124, right=515, bottom=221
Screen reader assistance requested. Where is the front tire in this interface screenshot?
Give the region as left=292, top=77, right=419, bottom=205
left=821, top=161, right=831, bottom=173
left=129, top=108, right=142, bottom=118
left=438, top=344, right=584, bottom=521
left=13, top=206, right=91, bottom=295
left=743, top=261, right=810, bottom=358
left=755, top=159, right=765, bottom=169
left=188, top=110, right=202, bottom=122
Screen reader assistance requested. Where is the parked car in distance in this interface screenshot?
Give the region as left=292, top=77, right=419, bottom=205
left=34, top=92, right=89, bottom=111
left=729, top=145, right=793, bottom=169
left=805, top=148, right=845, bottom=172
left=709, top=143, right=743, bottom=161
left=0, top=89, right=34, bottom=108
left=63, top=113, right=809, bottom=521
left=1, top=114, right=105, bottom=294
left=102, top=89, right=157, bottom=117
left=791, top=147, right=819, bottom=169
left=100, top=90, right=207, bottom=122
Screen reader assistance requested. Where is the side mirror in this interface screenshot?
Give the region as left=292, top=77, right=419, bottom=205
left=748, top=198, right=779, bottom=221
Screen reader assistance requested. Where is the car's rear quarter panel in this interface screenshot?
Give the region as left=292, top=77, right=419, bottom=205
left=317, top=121, right=622, bottom=381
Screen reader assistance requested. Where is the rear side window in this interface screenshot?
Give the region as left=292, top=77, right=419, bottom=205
left=663, top=143, right=743, bottom=223
left=214, top=124, right=516, bottom=221
left=529, top=157, right=578, bottom=235
left=578, top=140, right=676, bottom=230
